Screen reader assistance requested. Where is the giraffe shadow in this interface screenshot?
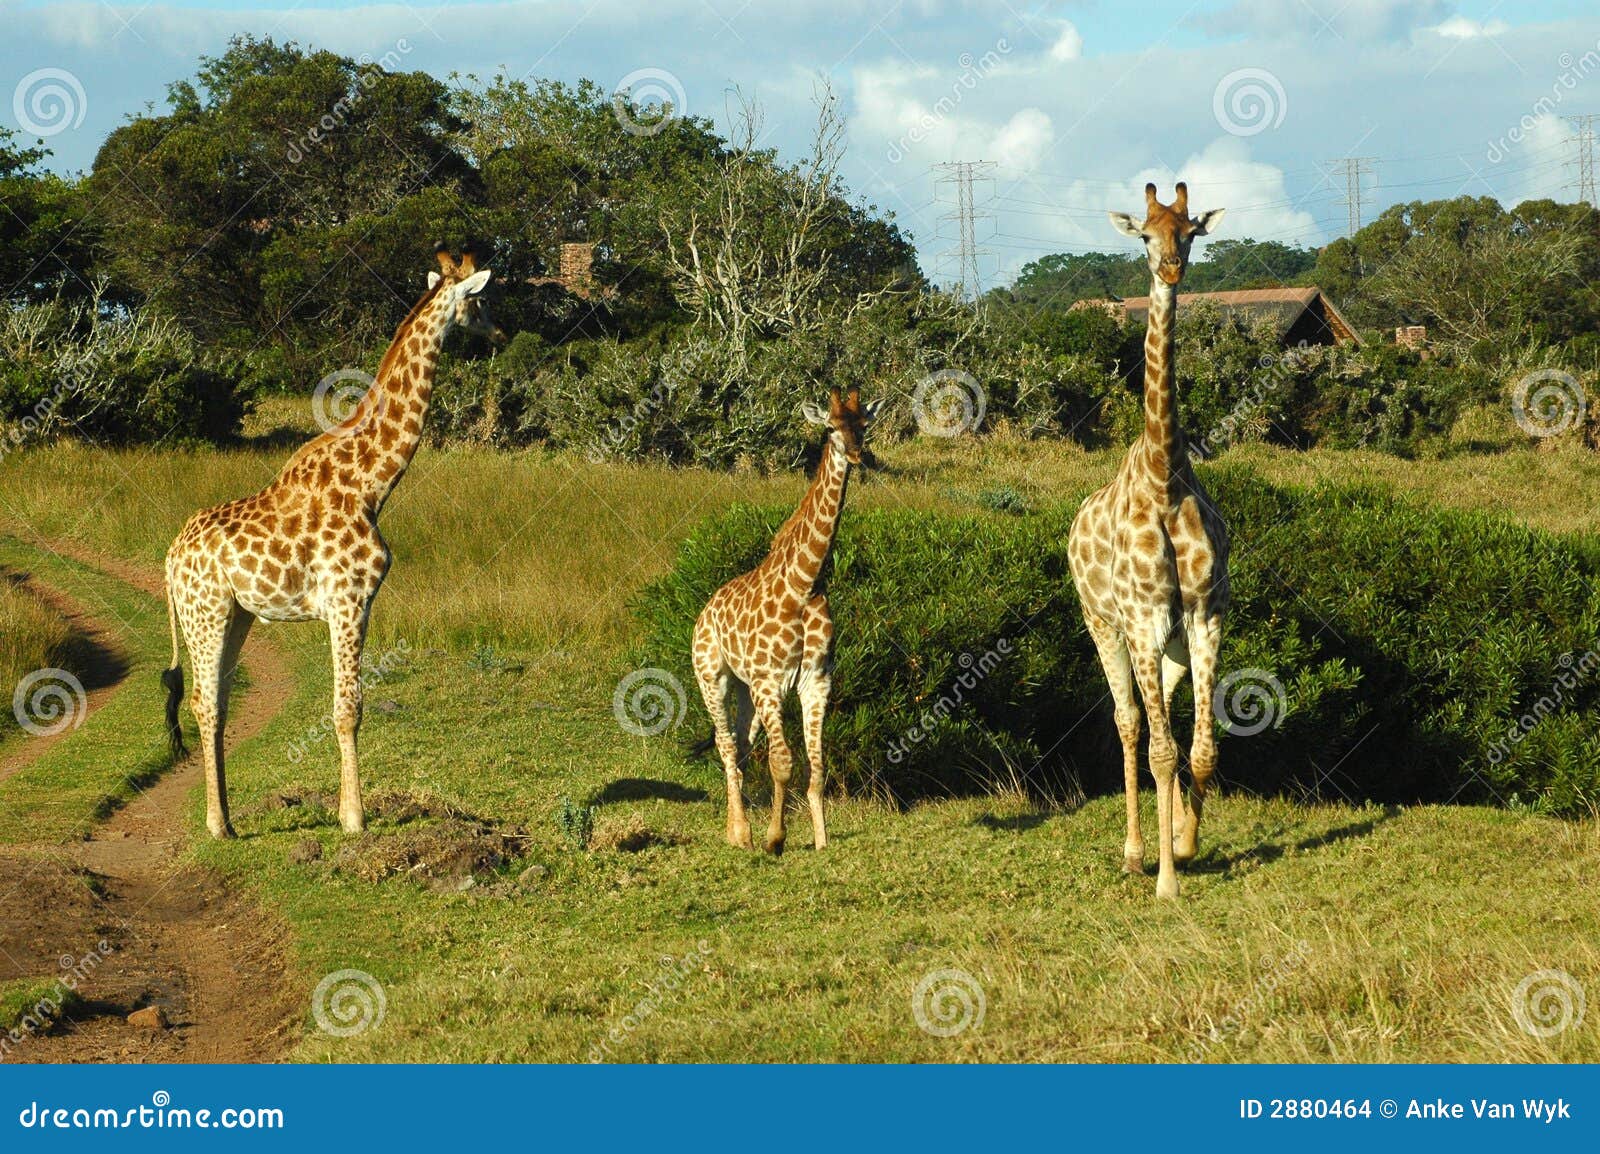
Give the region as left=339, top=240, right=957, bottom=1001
left=587, top=778, right=708, bottom=807
left=1184, top=805, right=1400, bottom=876
left=972, top=811, right=1054, bottom=833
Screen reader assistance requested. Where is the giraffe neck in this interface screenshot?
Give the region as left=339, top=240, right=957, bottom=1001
left=773, top=439, right=850, bottom=595
left=348, top=296, right=449, bottom=515
left=1140, top=278, right=1184, bottom=487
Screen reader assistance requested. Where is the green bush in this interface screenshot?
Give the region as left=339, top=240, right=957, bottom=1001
left=634, top=469, right=1600, bottom=815
left=0, top=297, right=253, bottom=450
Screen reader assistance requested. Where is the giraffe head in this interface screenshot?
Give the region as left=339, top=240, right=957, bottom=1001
left=428, top=244, right=505, bottom=344
left=801, top=386, right=878, bottom=465
left=1109, top=182, right=1225, bottom=286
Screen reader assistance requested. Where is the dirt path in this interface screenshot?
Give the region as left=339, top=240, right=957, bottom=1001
left=0, top=537, right=300, bottom=1063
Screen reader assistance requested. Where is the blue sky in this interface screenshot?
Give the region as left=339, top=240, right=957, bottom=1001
left=5, top=1, right=1599, bottom=286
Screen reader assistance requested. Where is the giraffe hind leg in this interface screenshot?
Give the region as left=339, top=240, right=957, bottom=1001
left=175, top=588, right=239, bottom=839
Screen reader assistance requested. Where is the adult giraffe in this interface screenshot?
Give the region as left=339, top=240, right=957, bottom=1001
left=163, top=245, right=499, bottom=838
left=692, top=386, right=876, bottom=854
left=1069, top=182, right=1228, bottom=899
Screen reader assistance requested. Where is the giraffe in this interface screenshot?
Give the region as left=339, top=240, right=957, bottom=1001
left=691, top=386, right=877, bottom=854
left=1068, top=182, right=1229, bottom=899
left=162, top=245, right=499, bottom=838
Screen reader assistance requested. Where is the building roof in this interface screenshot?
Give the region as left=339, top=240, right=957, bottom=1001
left=1072, top=286, right=1362, bottom=345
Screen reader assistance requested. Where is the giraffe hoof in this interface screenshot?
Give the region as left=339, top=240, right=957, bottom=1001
left=209, top=823, right=236, bottom=840
left=1122, top=851, right=1144, bottom=875
left=340, top=815, right=366, bottom=836
left=1156, top=874, right=1180, bottom=900
left=764, top=835, right=786, bottom=856
left=726, top=825, right=753, bottom=850
left=1173, top=841, right=1198, bottom=865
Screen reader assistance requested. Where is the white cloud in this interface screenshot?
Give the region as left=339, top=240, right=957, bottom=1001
left=992, top=108, right=1054, bottom=172
left=1048, top=20, right=1084, bottom=62
left=1431, top=16, right=1510, bottom=39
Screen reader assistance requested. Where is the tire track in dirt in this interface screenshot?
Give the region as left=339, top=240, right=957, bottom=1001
left=0, top=535, right=300, bottom=1063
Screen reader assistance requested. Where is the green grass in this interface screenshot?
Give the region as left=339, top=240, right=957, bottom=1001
left=0, top=436, right=1596, bottom=1061
left=0, top=976, right=80, bottom=1036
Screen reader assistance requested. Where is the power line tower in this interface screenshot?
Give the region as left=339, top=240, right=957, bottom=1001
left=1567, top=114, right=1598, bottom=208
left=932, top=160, right=995, bottom=302
left=1327, top=156, right=1377, bottom=237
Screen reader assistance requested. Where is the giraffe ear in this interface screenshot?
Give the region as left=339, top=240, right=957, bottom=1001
left=1191, top=208, right=1226, bottom=236
left=1108, top=212, right=1144, bottom=239
left=456, top=269, right=492, bottom=296
left=427, top=272, right=441, bottom=289
left=800, top=401, right=830, bottom=427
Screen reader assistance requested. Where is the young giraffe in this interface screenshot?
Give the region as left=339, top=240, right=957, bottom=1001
left=692, top=386, right=877, bottom=854
left=1069, top=182, right=1229, bottom=899
left=162, top=245, right=498, bottom=838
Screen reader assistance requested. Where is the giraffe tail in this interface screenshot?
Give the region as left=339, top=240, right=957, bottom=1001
left=161, top=576, right=187, bottom=759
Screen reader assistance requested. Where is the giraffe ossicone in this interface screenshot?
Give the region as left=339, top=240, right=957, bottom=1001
left=162, top=245, right=499, bottom=839
left=1070, top=181, right=1231, bottom=900
left=691, top=386, right=877, bottom=854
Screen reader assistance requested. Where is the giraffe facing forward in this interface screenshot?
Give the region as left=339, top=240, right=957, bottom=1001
left=692, top=387, right=877, bottom=853
left=163, top=245, right=499, bottom=838
left=1069, top=182, right=1229, bottom=899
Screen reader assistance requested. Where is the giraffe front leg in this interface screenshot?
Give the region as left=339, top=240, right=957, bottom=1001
left=328, top=601, right=371, bottom=835
left=800, top=596, right=833, bottom=849
left=693, top=629, right=752, bottom=850
left=1084, top=613, right=1143, bottom=873
left=1130, top=642, right=1180, bottom=899
left=752, top=683, right=792, bottom=855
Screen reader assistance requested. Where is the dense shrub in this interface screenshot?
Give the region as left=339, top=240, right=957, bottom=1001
left=0, top=298, right=253, bottom=450
left=635, top=469, right=1600, bottom=815
left=1176, top=303, right=1494, bottom=456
